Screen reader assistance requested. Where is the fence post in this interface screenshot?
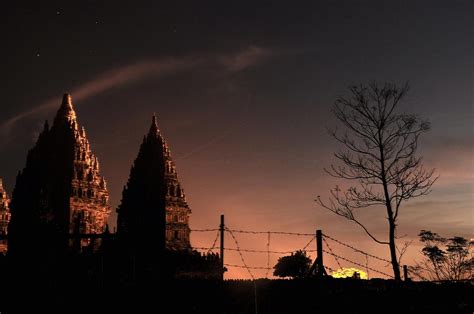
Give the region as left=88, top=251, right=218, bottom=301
left=403, top=265, right=409, bottom=282
left=220, top=214, right=225, bottom=280
left=316, top=229, right=327, bottom=277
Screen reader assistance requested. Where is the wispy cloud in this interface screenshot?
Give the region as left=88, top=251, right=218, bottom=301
left=0, top=46, right=272, bottom=138
left=0, top=57, right=201, bottom=136
left=218, top=46, right=271, bottom=72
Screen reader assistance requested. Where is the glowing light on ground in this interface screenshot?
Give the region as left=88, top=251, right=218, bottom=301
left=331, top=267, right=368, bottom=279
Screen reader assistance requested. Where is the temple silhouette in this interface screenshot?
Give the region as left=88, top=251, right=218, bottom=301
left=117, top=114, right=191, bottom=251
left=2, top=94, right=220, bottom=285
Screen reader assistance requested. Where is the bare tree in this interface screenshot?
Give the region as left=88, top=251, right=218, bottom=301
left=316, top=82, right=437, bottom=281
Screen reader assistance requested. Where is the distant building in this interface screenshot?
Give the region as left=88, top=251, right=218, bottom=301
left=0, top=178, right=10, bottom=254
left=8, top=94, right=111, bottom=257
left=117, top=115, right=191, bottom=251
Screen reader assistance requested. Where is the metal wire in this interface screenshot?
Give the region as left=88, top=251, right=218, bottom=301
left=206, top=230, right=220, bottom=254
left=324, top=265, right=336, bottom=274
left=190, top=228, right=220, bottom=232
left=225, top=228, right=255, bottom=280
left=322, top=249, right=393, bottom=278
left=226, top=229, right=313, bottom=236
left=323, top=236, right=342, bottom=270
left=265, top=232, right=271, bottom=278
left=301, top=236, right=315, bottom=251
left=193, top=246, right=317, bottom=254
left=225, top=263, right=272, bottom=270
left=322, top=233, right=391, bottom=263
left=365, top=253, right=370, bottom=280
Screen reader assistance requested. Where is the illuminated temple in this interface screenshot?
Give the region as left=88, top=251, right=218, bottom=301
left=0, top=179, right=10, bottom=253
left=2, top=93, right=217, bottom=282
left=6, top=93, right=192, bottom=259
left=8, top=94, right=111, bottom=256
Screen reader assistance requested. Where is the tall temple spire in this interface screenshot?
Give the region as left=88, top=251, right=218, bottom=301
left=148, top=113, right=161, bottom=138
left=117, top=114, right=191, bottom=251
left=54, top=93, right=77, bottom=125
left=8, top=93, right=111, bottom=257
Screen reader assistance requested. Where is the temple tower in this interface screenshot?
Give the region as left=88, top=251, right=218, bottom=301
left=8, top=94, right=111, bottom=257
left=117, top=115, right=191, bottom=251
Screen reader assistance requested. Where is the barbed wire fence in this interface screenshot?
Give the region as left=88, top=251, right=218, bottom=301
left=0, top=218, right=401, bottom=281
left=321, top=232, right=394, bottom=279
left=189, top=215, right=397, bottom=281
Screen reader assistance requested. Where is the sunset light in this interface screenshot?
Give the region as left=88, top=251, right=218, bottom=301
left=331, top=267, right=368, bottom=280
left=0, top=1, right=472, bottom=312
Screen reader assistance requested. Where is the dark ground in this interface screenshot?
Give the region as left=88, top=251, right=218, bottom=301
left=0, top=278, right=472, bottom=314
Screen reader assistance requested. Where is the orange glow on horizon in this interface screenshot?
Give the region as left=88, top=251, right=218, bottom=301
left=331, top=267, right=368, bottom=280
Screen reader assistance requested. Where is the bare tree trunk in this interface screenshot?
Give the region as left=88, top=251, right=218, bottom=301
left=388, top=217, right=401, bottom=281
left=379, top=131, right=401, bottom=281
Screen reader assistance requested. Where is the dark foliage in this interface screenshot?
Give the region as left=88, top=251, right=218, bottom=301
left=410, top=230, right=473, bottom=281
left=273, top=250, right=312, bottom=278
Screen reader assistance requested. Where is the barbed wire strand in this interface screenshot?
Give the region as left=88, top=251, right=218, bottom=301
left=194, top=247, right=317, bottom=254
left=324, top=265, right=336, bottom=274
left=301, top=236, right=315, bottom=251
left=322, top=249, right=393, bottom=278
left=265, top=232, right=271, bottom=278
left=365, top=253, right=370, bottom=280
left=227, top=229, right=313, bottom=236
left=323, top=233, right=391, bottom=264
left=225, top=228, right=255, bottom=280
left=225, top=263, right=272, bottom=270
left=322, top=236, right=342, bottom=270
left=190, top=228, right=220, bottom=232
left=206, top=230, right=221, bottom=254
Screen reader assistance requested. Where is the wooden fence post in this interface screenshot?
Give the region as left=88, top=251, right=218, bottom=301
left=220, top=214, right=225, bottom=280
left=316, top=229, right=327, bottom=277
left=403, top=265, right=409, bottom=282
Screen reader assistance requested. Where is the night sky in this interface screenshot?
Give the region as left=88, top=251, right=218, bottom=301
left=1, top=1, right=472, bottom=279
